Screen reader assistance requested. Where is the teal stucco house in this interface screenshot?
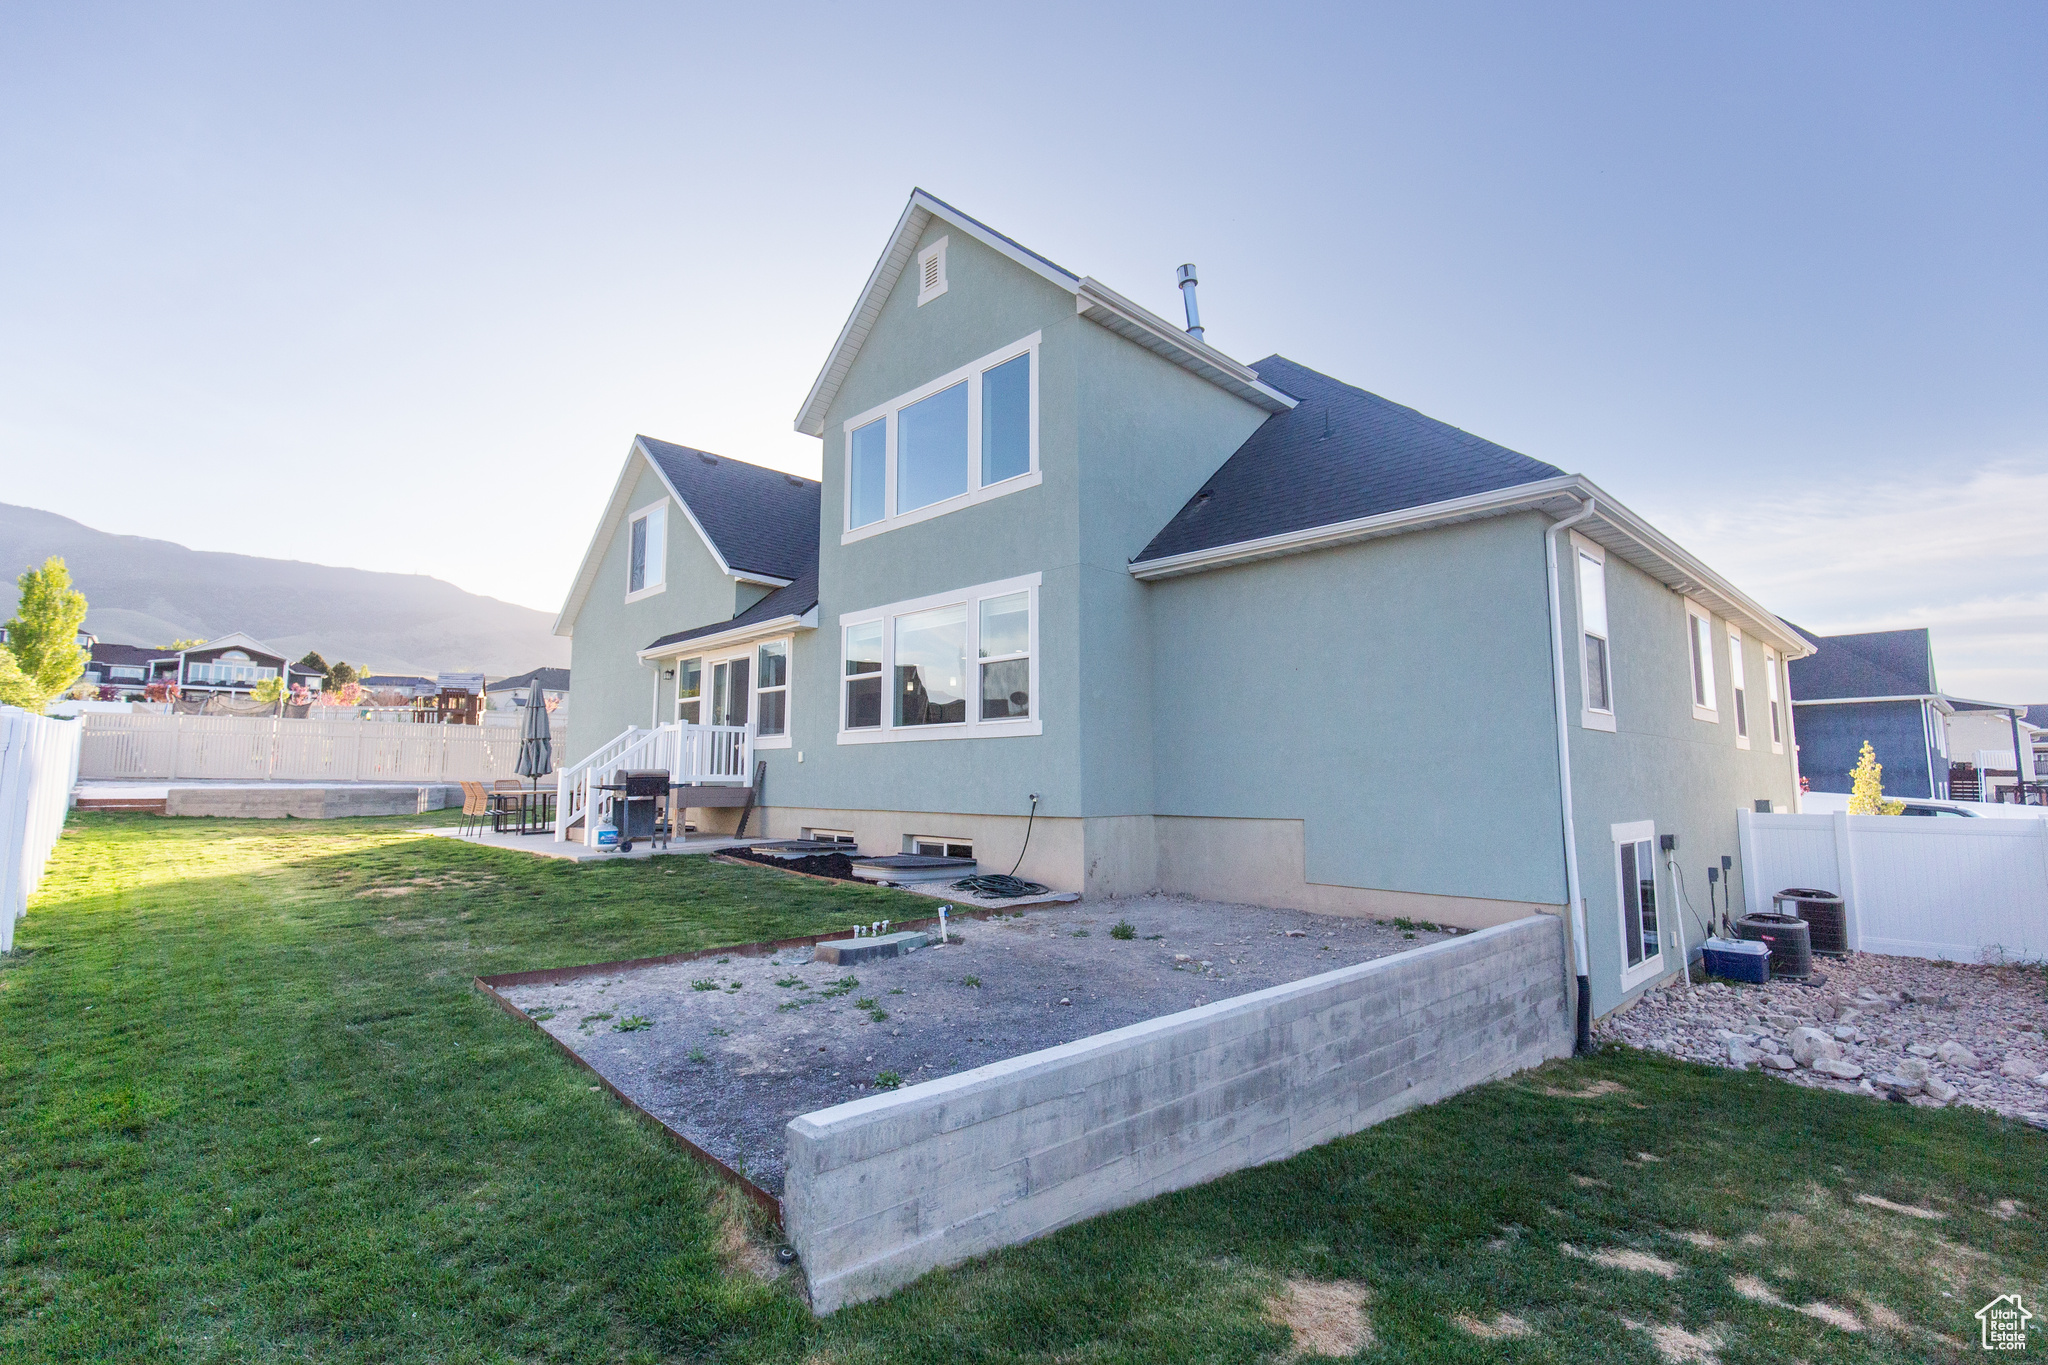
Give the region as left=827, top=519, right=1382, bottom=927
left=553, top=191, right=1811, bottom=1019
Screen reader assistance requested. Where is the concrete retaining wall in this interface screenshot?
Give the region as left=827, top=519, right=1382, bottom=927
left=783, top=913, right=1571, bottom=1313
left=163, top=784, right=458, bottom=819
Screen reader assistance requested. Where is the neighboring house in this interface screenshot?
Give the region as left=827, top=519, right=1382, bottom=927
left=80, top=641, right=163, bottom=698
left=487, top=666, right=570, bottom=711
left=145, top=632, right=324, bottom=701
left=361, top=674, right=436, bottom=706
left=1786, top=626, right=2033, bottom=800
left=1945, top=701, right=2041, bottom=801
left=555, top=190, right=1810, bottom=1019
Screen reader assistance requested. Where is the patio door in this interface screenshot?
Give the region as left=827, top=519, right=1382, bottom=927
left=711, top=655, right=750, bottom=729
left=1614, top=820, right=1664, bottom=991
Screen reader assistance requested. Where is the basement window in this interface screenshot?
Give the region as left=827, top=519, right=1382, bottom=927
left=805, top=829, right=856, bottom=846
left=912, top=838, right=973, bottom=859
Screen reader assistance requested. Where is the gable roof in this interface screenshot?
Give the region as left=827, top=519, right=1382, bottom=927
left=793, top=189, right=1296, bottom=437
left=554, top=437, right=820, bottom=635
left=641, top=561, right=819, bottom=657
left=636, top=436, right=818, bottom=582
left=1786, top=626, right=1939, bottom=701
left=1137, top=356, right=1565, bottom=563
left=489, top=666, right=570, bottom=693
left=88, top=642, right=161, bottom=669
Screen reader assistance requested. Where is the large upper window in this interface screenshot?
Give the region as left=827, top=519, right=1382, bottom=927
left=1573, top=535, right=1613, bottom=729
left=627, top=500, right=667, bottom=598
left=840, top=573, right=1041, bottom=743
left=1685, top=601, right=1717, bottom=721
left=841, top=334, right=1041, bottom=541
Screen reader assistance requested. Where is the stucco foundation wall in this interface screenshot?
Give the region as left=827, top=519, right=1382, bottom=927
left=1152, top=816, right=1559, bottom=929
left=761, top=807, right=1081, bottom=891
left=783, top=913, right=1570, bottom=1313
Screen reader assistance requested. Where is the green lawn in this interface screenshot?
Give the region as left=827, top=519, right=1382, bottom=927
left=2, top=814, right=2042, bottom=1363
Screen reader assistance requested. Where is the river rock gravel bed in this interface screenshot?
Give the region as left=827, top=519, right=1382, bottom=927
left=1595, top=951, right=2048, bottom=1123
left=499, top=894, right=1455, bottom=1193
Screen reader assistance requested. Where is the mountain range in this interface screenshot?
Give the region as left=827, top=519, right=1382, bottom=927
left=0, top=503, right=569, bottom=678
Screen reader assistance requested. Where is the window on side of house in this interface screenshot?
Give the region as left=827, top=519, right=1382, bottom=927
left=913, top=837, right=973, bottom=858
left=1729, top=626, right=1750, bottom=747
left=840, top=335, right=1040, bottom=541
left=1764, top=647, right=1784, bottom=752
left=1573, top=535, right=1613, bottom=727
left=675, top=657, right=702, bottom=725
left=755, top=640, right=789, bottom=738
left=844, top=622, right=883, bottom=729
left=838, top=573, right=1041, bottom=743
left=1685, top=602, right=1717, bottom=720
left=627, top=501, right=667, bottom=597
left=1614, top=821, right=1663, bottom=989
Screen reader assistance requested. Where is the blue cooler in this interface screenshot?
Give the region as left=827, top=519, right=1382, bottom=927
left=1703, top=937, right=1770, bottom=984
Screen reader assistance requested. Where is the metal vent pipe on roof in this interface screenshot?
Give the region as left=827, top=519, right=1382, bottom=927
left=1176, top=263, right=1204, bottom=342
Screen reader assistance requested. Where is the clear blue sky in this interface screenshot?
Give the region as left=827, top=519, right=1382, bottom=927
left=3, top=3, right=2043, bottom=698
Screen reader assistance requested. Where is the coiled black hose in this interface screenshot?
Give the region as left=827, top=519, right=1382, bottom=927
left=953, top=795, right=1046, bottom=899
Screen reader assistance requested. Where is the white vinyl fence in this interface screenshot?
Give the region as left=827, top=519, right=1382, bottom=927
left=1737, top=808, right=2048, bottom=962
left=2, top=708, right=84, bottom=953
left=78, top=713, right=567, bottom=785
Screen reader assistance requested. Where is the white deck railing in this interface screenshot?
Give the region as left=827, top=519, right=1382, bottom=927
left=554, top=722, right=750, bottom=844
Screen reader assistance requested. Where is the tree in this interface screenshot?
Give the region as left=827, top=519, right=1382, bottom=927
left=1847, top=741, right=1906, bottom=816
left=143, top=680, right=180, bottom=703
left=330, top=661, right=360, bottom=689
left=0, top=649, right=40, bottom=711
left=163, top=637, right=205, bottom=651
left=251, top=676, right=286, bottom=707
left=3, top=557, right=89, bottom=713
left=296, top=651, right=331, bottom=683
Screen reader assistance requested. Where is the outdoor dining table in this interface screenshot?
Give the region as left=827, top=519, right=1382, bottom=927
left=490, top=787, right=555, bottom=836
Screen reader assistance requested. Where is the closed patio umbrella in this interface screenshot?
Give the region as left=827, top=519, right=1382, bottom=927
left=515, top=698, right=553, bottom=789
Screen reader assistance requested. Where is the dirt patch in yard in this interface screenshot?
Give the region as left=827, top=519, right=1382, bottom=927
left=496, top=894, right=1453, bottom=1193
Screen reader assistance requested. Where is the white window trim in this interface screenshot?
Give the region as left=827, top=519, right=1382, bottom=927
left=752, top=637, right=793, bottom=750
left=1729, top=624, right=1751, bottom=749
left=1684, top=599, right=1718, bottom=722
left=1572, top=532, right=1616, bottom=733
left=624, top=497, right=669, bottom=603
left=1764, top=646, right=1785, bottom=754
left=840, top=332, right=1043, bottom=545
left=1613, top=819, right=1665, bottom=992
left=837, top=571, right=1042, bottom=744
left=916, top=236, right=948, bottom=306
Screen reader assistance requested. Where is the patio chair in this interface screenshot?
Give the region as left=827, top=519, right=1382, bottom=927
left=489, top=779, right=526, bottom=833
left=458, top=781, right=489, bottom=836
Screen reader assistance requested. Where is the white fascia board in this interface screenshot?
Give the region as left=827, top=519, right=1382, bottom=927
left=1073, top=278, right=1296, bottom=415
left=794, top=189, right=1289, bottom=436
left=637, top=605, right=818, bottom=660
left=1793, top=694, right=1942, bottom=706
left=1129, top=473, right=1813, bottom=659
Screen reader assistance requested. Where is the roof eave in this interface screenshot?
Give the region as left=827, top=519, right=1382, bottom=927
left=1074, top=279, right=1296, bottom=415
left=638, top=605, right=819, bottom=660
left=1129, top=474, right=1813, bottom=659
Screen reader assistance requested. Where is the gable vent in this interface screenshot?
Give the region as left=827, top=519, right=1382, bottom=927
left=916, top=237, right=949, bottom=305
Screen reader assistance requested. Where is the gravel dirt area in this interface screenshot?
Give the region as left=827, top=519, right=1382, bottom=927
left=500, top=895, right=1456, bottom=1193
left=1596, top=951, right=2048, bottom=1123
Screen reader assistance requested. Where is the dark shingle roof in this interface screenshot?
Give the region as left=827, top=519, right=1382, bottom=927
left=1786, top=626, right=1938, bottom=701
left=639, top=436, right=819, bottom=582
left=88, top=642, right=162, bottom=668
left=2027, top=705, right=2048, bottom=729
left=488, top=666, right=569, bottom=692
left=644, top=563, right=819, bottom=654
left=1134, top=356, right=1564, bottom=564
